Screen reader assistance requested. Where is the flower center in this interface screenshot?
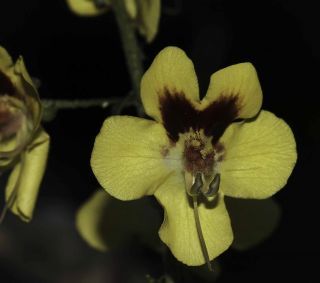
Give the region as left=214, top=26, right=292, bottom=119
left=183, top=130, right=224, bottom=175
left=0, top=94, right=31, bottom=162
left=181, top=130, right=224, bottom=197
left=183, top=131, right=215, bottom=176
left=0, top=95, right=25, bottom=141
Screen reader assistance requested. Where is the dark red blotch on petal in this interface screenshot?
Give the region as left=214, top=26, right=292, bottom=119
left=159, top=88, right=240, bottom=143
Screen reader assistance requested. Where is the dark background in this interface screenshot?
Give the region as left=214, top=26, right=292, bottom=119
left=0, top=0, right=319, bottom=282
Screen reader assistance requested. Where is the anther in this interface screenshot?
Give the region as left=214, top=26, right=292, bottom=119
left=203, top=173, right=220, bottom=197
left=189, top=172, right=203, bottom=196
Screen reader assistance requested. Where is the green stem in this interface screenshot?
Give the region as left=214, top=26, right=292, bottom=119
left=41, top=98, right=119, bottom=110
left=111, top=0, right=144, bottom=103
left=41, top=98, right=120, bottom=121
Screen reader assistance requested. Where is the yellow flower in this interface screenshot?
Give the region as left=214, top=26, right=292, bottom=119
left=66, top=0, right=161, bottom=42
left=91, top=47, right=297, bottom=266
left=0, top=46, right=50, bottom=222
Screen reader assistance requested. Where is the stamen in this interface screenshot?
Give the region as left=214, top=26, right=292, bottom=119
left=188, top=172, right=203, bottom=196
left=203, top=173, right=220, bottom=197
left=192, top=195, right=213, bottom=271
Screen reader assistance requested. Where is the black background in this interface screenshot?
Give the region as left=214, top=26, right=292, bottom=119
left=0, top=0, right=319, bottom=282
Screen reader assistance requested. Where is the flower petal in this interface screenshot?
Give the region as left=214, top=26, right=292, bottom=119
left=76, top=190, right=162, bottom=251
left=91, top=116, right=173, bottom=200
left=0, top=46, right=13, bottom=70
left=66, top=0, right=109, bottom=17
left=5, top=129, right=50, bottom=221
left=202, top=63, right=262, bottom=118
left=0, top=45, right=42, bottom=130
left=226, top=197, right=281, bottom=251
left=13, top=56, right=42, bottom=128
left=141, top=47, right=199, bottom=122
left=155, top=174, right=233, bottom=266
left=76, top=190, right=109, bottom=251
left=220, top=110, right=297, bottom=199
left=124, top=0, right=137, bottom=19
left=135, top=0, right=161, bottom=42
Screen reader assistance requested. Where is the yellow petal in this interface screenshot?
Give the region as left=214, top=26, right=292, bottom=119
left=155, top=174, right=233, bottom=266
left=66, top=0, right=109, bottom=16
left=0, top=46, right=42, bottom=129
left=220, top=110, right=297, bottom=199
left=0, top=46, right=13, bottom=70
left=5, top=129, right=50, bottom=221
left=124, top=0, right=137, bottom=19
left=76, top=189, right=162, bottom=251
left=91, top=116, right=172, bottom=200
left=226, top=197, right=281, bottom=251
left=135, top=0, right=161, bottom=42
left=76, top=190, right=109, bottom=251
left=13, top=56, right=42, bottom=128
left=141, top=47, right=199, bottom=122
left=202, top=63, right=262, bottom=118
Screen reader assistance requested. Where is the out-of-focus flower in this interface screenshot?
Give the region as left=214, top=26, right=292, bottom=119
left=91, top=47, right=297, bottom=266
left=66, top=0, right=161, bottom=42
left=0, top=46, right=50, bottom=222
left=76, top=189, right=162, bottom=252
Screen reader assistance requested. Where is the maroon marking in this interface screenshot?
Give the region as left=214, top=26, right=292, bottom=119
left=202, top=94, right=239, bottom=143
left=0, top=108, right=11, bottom=124
left=214, top=142, right=224, bottom=154
left=183, top=138, right=215, bottom=174
left=214, top=142, right=225, bottom=162
left=0, top=70, right=15, bottom=96
left=160, top=146, right=169, bottom=157
left=159, top=88, right=240, bottom=143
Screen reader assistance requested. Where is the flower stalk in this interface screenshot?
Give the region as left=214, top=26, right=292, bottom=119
left=41, top=98, right=119, bottom=110
left=111, top=0, right=144, bottom=104
left=41, top=98, right=120, bottom=121
left=192, top=196, right=213, bottom=271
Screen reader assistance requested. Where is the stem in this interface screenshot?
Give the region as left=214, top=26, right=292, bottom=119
left=41, top=98, right=119, bottom=110
left=41, top=98, right=120, bottom=121
left=192, top=196, right=213, bottom=272
left=111, top=0, right=144, bottom=103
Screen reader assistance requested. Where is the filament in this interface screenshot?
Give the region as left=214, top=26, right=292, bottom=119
left=192, top=195, right=213, bottom=271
